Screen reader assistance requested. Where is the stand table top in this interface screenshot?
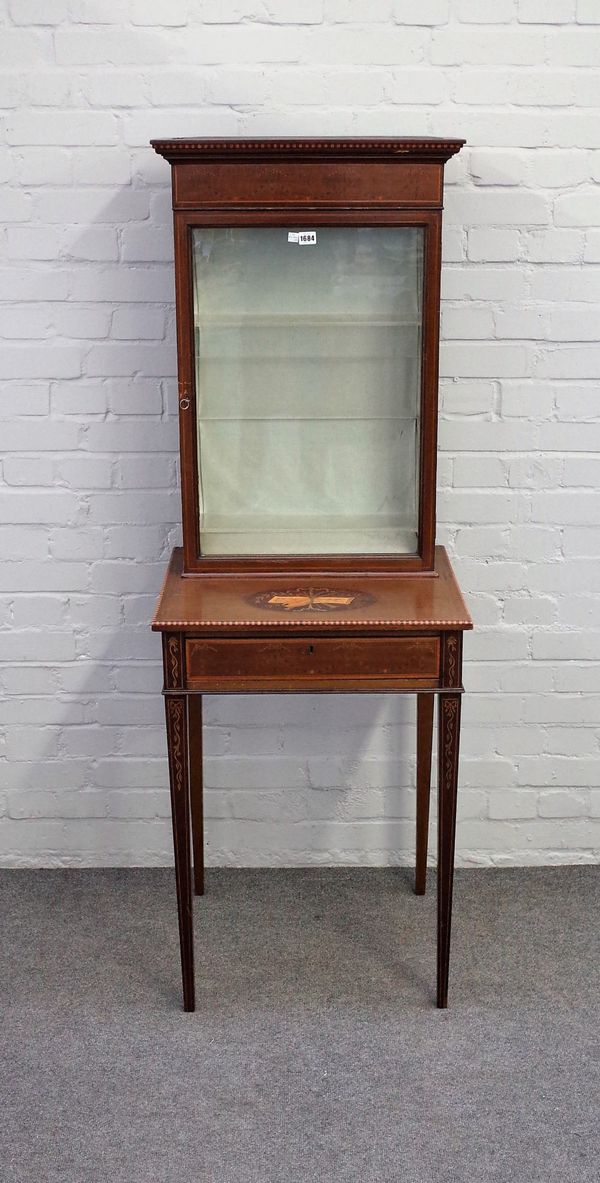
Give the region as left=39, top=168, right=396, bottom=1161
left=152, top=547, right=472, bottom=636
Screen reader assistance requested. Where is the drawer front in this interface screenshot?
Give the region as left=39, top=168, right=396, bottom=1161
left=185, top=636, right=440, bottom=691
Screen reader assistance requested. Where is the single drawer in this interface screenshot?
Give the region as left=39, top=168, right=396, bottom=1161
left=185, top=635, right=440, bottom=691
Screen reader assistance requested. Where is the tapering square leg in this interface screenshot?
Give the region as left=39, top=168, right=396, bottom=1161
left=165, top=694, right=195, bottom=1012
left=415, top=693, right=434, bottom=896
left=188, top=694, right=204, bottom=896
left=437, top=692, right=461, bottom=1009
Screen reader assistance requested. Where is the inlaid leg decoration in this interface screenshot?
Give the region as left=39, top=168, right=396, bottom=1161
left=188, top=695, right=204, bottom=897
left=437, top=692, right=461, bottom=1009
left=165, top=695, right=195, bottom=1012
left=415, top=693, right=434, bottom=896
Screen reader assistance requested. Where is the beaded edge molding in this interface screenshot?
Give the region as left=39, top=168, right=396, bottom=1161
left=153, top=617, right=472, bottom=628
left=151, top=138, right=465, bottom=159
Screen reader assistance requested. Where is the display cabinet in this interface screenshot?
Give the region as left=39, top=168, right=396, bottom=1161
left=153, top=136, right=463, bottom=574
left=150, top=139, right=472, bottom=1013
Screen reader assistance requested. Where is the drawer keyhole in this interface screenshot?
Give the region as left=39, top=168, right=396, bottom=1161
left=307, top=644, right=314, bottom=654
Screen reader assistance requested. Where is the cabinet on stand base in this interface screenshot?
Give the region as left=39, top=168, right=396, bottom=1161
left=153, top=545, right=472, bottom=1012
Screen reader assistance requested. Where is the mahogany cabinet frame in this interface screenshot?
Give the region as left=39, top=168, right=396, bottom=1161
left=149, top=141, right=472, bottom=1014
left=152, top=138, right=464, bottom=577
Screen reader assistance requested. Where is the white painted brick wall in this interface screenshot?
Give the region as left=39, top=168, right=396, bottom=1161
left=1, top=2, right=599, bottom=869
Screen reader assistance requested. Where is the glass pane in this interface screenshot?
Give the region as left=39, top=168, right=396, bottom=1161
left=192, top=226, right=423, bottom=555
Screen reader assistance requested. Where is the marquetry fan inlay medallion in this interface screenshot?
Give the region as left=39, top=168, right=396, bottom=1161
left=249, top=588, right=375, bottom=614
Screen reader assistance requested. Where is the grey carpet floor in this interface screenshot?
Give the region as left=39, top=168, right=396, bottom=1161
left=1, top=867, right=599, bottom=1183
